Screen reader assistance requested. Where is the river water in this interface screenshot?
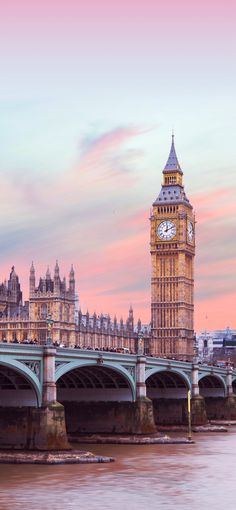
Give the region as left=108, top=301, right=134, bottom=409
left=0, top=430, right=236, bottom=510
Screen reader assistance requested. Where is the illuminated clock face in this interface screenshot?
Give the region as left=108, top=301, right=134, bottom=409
left=187, top=221, right=194, bottom=242
left=157, top=220, right=176, bottom=241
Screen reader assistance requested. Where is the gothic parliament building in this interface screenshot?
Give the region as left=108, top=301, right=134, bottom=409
left=0, top=137, right=195, bottom=359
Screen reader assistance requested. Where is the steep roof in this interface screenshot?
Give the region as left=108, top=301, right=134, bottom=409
left=163, top=134, right=182, bottom=173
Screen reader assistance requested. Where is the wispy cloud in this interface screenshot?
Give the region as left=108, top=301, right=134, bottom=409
left=0, top=129, right=235, bottom=330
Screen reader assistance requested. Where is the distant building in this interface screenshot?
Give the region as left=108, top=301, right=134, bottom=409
left=196, top=327, right=236, bottom=363
left=0, top=138, right=204, bottom=360
left=196, top=331, right=214, bottom=362
left=28, top=261, right=76, bottom=345
left=0, top=264, right=147, bottom=352
left=0, top=266, right=23, bottom=318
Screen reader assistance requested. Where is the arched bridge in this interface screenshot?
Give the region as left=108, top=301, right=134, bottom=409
left=0, top=343, right=236, bottom=449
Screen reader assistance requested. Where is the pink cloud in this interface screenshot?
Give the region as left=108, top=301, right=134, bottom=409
left=192, top=187, right=236, bottom=225
left=195, top=292, right=236, bottom=332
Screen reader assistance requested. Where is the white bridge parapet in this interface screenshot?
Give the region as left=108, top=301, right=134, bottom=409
left=0, top=343, right=235, bottom=406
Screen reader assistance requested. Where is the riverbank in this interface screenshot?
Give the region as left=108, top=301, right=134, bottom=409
left=0, top=450, right=114, bottom=464
left=156, top=422, right=230, bottom=433
left=69, top=433, right=194, bottom=444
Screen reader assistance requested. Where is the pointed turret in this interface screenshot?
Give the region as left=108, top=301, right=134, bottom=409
left=78, top=309, right=82, bottom=325
left=29, top=262, right=35, bottom=297
left=42, top=277, right=46, bottom=293
left=153, top=134, right=191, bottom=207
left=127, top=305, right=134, bottom=332
left=137, top=318, right=142, bottom=332
left=10, top=266, right=17, bottom=280
left=8, top=266, right=22, bottom=308
left=62, top=276, right=66, bottom=293
left=93, top=311, right=97, bottom=331
left=86, top=310, right=90, bottom=330
left=54, top=260, right=60, bottom=276
left=163, top=134, right=182, bottom=173
left=107, top=314, right=111, bottom=333
left=69, top=264, right=75, bottom=295
left=46, top=266, right=51, bottom=280
left=54, top=260, right=60, bottom=295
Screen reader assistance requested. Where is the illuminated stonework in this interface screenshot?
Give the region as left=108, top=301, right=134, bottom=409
left=150, top=136, right=195, bottom=359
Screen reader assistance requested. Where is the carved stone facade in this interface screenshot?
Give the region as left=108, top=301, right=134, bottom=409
left=0, top=138, right=195, bottom=358
left=0, top=266, right=23, bottom=317
left=150, top=136, right=195, bottom=359
left=28, top=262, right=76, bottom=345
left=0, top=265, right=146, bottom=351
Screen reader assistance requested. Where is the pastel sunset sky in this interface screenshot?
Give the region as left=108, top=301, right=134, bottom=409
left=0, top=0, right=235, bottom=332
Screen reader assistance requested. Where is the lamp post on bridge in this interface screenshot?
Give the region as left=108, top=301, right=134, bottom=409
left=46, top=314, right=54, bottom=346
left=138, top=332, right=144, bottom=355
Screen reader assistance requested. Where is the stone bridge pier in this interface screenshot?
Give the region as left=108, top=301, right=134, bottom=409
left=191, top=363, right=236, bottom=424
left=56, top=354, right=156, bottom=437
left=2, top=345, right=236, bottom=449
left=134, top=356, right=156, bottom=434
left=190, top=362, right=207, bottom=425
left=31, top=346, right=69, bottom=450
left=0, top=346, right=69, bottom=450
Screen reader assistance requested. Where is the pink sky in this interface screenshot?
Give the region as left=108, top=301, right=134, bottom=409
left=0, top=1, right=235, bottom=332
left=1, top=131, right=235, bottom=332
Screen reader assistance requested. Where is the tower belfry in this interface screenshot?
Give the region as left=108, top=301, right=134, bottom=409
left=150, top=136, right=195, bottom=359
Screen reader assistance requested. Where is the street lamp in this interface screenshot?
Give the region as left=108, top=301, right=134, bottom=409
left=46, top=313, right=54, bottom=346
left=138, top=332, right=144, bottom=355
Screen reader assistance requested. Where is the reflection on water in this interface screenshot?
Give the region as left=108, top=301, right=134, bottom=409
left=0, top=430, right=236, bottom=510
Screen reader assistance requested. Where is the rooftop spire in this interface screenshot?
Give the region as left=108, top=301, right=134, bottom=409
left=54, top=260, right=60, bottom=276
left=163, top=134, right=182, bottom=173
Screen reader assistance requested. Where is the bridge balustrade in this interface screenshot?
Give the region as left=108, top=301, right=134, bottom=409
left=0, top=344, right=236, bottom=447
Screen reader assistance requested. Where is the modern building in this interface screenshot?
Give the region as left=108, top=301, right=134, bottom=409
left=196, top=331, right=214, bottom=362
left=196, top=327, right=236, bottom=363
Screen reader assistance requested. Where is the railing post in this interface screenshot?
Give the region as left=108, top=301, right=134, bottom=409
left=226, top=366, right=233, bottom=397
left=42, top=346, right=57, bottom=405
left=191, top=360, right=207, bottom=425
left=191, top=361, right=200, bottom=397
left=224, top=366, right=236, bottom=420
left=136, top=355, right=147, bottom=400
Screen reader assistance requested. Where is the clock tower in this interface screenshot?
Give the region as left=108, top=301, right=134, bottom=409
left=150, top=136, right=195, bottom=359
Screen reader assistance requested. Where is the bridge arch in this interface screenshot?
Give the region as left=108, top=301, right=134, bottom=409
left=56, top=360, right=136, bottom=435
left=232, top=376, right=236, bottom=394
left=145, top=367, right=190, bottom=425
left=145, top=367, right=191, bottom=396
left=55, top=360, right=136, bottom=402
left=198, top=373, right=227, bottom=397
left=0, top=359, right=41, bottom=407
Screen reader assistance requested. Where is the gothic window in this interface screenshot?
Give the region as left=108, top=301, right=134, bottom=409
left=41, top=304, right=47, bottom=319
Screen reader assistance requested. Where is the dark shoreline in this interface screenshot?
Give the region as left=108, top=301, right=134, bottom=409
left=0, top=449, right=114, bottom=464
left=69, top=433, right=194, bottom=444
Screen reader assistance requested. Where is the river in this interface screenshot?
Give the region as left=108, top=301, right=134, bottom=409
left=0, top=429, right=236, bottom=510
